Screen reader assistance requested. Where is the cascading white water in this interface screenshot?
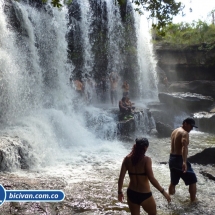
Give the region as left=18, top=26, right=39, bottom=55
left=0, top=0, right=155, bottom=168
left=133, top=9, right=158, bottom=100
left=0, top=0, right=43, bottom=123
left=0, top=0, right=77, bottom=169
left=0, top=0, right=128, bottom=170
left=79, top=0, right=94, bottom=76
left=133, top=111, right=156, bottom=134
left=0, top=0, right=158, bottom=172
left=106, top=0, right=124, bottom=74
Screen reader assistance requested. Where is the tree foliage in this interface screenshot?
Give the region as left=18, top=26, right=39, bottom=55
left=117, top=0, right=184, bottom=31
left=153, top=21, right=215, bottom=50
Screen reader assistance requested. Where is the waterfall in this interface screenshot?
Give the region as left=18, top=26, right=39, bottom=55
left=133, top=110, right=156, bottom=134
left=0, top=0, right=73, bottom=121
left=133, top=8, right=158, bottom=100
left=0, top=0, right=158, bottom=171
left=0, top=0, right=78, bottom=169
left=78, top=0, right=94, bottom=77
left=106, top=0, right=124, bottom=74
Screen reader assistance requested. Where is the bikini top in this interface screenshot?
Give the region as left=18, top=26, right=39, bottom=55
left=128, top=172, right=147, bottom=176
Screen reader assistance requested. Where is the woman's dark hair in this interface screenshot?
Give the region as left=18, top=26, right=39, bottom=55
left=128, top=138, right=149, bottom=166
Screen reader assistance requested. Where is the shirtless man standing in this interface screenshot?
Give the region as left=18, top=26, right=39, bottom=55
left=110, top=72, right=118, bottom=106
left=73, top=79, right=83, bottom=97
left=122, top=80, right=129, bottom=97
left=168, top=117, right=198, bottom=202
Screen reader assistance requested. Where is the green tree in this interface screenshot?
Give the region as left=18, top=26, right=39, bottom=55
left=152, top=21, right=215, bottom=50
left=118, top=0, right=184, bottom=30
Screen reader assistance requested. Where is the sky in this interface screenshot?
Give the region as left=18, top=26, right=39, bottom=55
left=172, top=0, right=215, bottom=23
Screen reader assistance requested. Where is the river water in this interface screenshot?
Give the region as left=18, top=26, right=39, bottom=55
left=0, top=0, right=215, bottom=214
left=0, top=129, right=215, bottom=214
left=47, top=131, right=215, bottom=215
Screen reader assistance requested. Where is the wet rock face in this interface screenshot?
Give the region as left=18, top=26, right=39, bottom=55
left=117, top=118, right=135, bottom=136
left=154, top=46, right=215, bottom=135
left=155, top=44, right=215, bottom=82
left=4, top=0, right=22, bottom=33
left=155, top=121, right=173, bottom=137
left=117, top=110, right=155, bottom=137
left=158, top=92, right=214, bottom=113
left=153, top=92, right=215, bottom=135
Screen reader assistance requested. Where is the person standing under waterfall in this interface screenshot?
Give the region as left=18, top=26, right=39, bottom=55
left=84, top=78, right=94, bottom=104
left=168, top=117, right=198, bottom=202
left=118, top=138, right=171, bottom=215
left=122, top=80, right=129, bottom=97
left=110, top=72, right=118, bottom=106
left=73, top=78, right=83, bottom=97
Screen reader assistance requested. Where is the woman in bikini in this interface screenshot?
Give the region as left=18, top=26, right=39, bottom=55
left=118, top=138, right=171, bottom=215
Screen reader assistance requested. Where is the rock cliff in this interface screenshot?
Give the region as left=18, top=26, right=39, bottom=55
left=152, top=43, right=215, bottom=135
left=155, top=43, right=215, bottom=82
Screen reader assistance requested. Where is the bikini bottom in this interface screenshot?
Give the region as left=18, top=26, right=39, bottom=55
left=127, top=188, right=152, bottom=205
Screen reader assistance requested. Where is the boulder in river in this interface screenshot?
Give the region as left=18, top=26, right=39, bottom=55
left=188, top=147, right=215, bottom=165
left=156, top=121, right=173, bottom=137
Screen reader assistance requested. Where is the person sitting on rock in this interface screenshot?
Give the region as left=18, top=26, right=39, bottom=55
left=119, top=97, right=133, bottom=120
left=125, top=97, right=135, bottom=111
left=73, top=78, right=83, bottom=97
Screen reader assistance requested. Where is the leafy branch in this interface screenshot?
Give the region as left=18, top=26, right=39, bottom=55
left=117, top=0, right=184, bottom=32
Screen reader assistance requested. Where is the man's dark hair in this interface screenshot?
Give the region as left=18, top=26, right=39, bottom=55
left=183, top=117, right=198, bottom=128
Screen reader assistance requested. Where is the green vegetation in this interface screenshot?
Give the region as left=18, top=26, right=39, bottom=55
left=122, top=0, right=184, bottom=30
left=152, top=21, right=215, bottom=50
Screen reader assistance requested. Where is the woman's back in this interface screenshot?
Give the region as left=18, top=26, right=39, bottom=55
left=125, top=155, right=151, bottom=193
left=118, top=138, right=171, bottom=215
